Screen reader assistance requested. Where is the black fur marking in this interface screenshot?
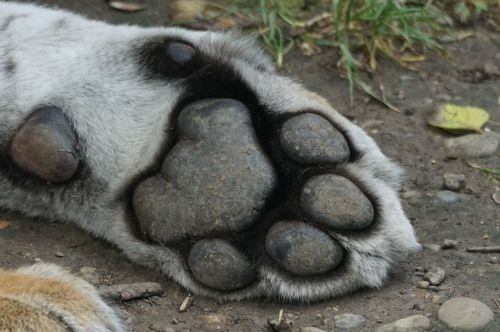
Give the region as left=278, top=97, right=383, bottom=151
left=54, top=18, right=68, bottom=30
left=4, top=58, right=15, bottom=75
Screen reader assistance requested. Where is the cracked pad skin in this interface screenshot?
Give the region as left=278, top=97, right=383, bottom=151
left=133, top=99, right=277, bottom=244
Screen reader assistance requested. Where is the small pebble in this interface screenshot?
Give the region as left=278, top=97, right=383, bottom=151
left=441, top=239, right=458, bottom=249
left=375, top=315, right=431, bottom=332
left=489, top=256, right=498, bottom=264
left=428, top=286, right=440, bottom=292
left=416, top=281, right=429, bottom=289
left=444, top=133, right=500, bottom=159
left=33, top=258, right=42, bottom=262
left=484, top=62, right=500, bottom=75
left=438, top=297, right=494, bottom=331
left=55, top=251, right=64, bottom=257
left=442, top=173, right=466, bottom=191
left=334, top=313, right=367, bottom=330
left=411, top=303, right=425, bottom=311
left=422, top=243, right=441, bottom=251
left=424, top=266, right=446, bottom=286
left=435, top=191, right=460, bottom=204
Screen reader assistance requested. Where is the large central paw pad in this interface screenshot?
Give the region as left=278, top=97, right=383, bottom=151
left=133, top=99, right=276, bottom=244
left=129, top=96, right=417, bottom=299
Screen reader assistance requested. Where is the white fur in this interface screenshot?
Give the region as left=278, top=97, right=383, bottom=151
left=0, top=1, right=420, bottom=302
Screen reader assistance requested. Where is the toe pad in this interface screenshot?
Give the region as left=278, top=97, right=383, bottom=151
left=10, top=107, right=79, bottom=183
left=279, top=113, right=350, bottom=165
left=265, top=221, right=343, bottom=276
left=188, top=239, right=257, bottom=291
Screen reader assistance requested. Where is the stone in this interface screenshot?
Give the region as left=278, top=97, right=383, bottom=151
left=279, top=113, right=350, bottom=165
left=435, top=191, right=460, bottom=204
left=444, top=133, right=500, bottom=159
left=265, top=221, right=343, bottom=276
left=422, top=243, right=441, bottom=251
left=334, top=313, right=367, bottom=330
left=416, top=281, right=429, bottom=289
left=424, top=266, right=445, bottom=285
left=442, top=173, right=466, bottom=191
left=300, top=327, right=326, bottom=332
left=55, top=251, right=64, bottom=257
left=187, top=239, right=257, bottom=291
left=438, top=297, right=494, bottom=331
left=441, top=239, right=458, bottom=249
left=484, top=62, right=500, bottom=76
left=300, top=175, right=374, bottom=230
left=376, top=315, right=431, bottom=332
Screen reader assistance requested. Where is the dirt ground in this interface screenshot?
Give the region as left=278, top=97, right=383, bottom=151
left=0, top=1, right=499, bottom=331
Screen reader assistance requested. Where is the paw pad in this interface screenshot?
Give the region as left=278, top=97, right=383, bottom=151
left=279, top=113, right=349, bottom=165
left=300, top=175, right=374, bottom=230
left=10, top=107, right=79, bottom=183
left=188, top=239, right=257, bottom=290
left=127, top=97, right=413, bottom=298
left=133, top=99, right=276, bottom=244
left=265, top=221, right=343, bottom=275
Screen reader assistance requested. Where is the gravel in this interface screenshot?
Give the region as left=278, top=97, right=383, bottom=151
left=424, top=266, right=446, bottom=286
left=442, top=173, right=466, bottom=191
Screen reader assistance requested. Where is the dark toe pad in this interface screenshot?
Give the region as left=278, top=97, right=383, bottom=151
left=265, top=221, right=343, bottom=276
left=188, top=239, right=257, bottom=290
left=279, top=113, right=349, bottom=165
left=300, top=175, right=374, bottom=230
left=10, top=107, right=79, bottom=183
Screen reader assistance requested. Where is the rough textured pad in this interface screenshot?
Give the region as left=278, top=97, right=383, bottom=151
left=279, top=113, right=350, bottom=165
left=300, top=175, right=374, bottom=230
left=10, top=107, right=79, bottom=183
left=133, top=99, right=276, bottom=244
left=265, top=221, right=343, bottom=276
left=188, top=239, right=257, bottom=291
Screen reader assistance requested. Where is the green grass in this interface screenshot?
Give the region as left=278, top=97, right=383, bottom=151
left=258, top=0, right=447, bottom=110
left=258, top=0, right=296, bottom=67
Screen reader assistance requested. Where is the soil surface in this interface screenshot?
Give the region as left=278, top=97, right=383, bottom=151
left=1, top=1, right=499, bottom=331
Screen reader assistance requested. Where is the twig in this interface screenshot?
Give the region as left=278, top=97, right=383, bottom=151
left=179, top=295, right=193, bottom=312
left=99, top=282, right=162, bottom=301
left=492, top=298, right=500, bottom=311
left=466, top=246, right=500, bottom=253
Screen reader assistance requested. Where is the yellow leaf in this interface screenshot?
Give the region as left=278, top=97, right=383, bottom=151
left=428, top=104, right=490, bottom=133
left=0, top=220, right=10, bottom=230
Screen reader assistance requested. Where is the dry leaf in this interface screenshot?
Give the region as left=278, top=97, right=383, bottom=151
left=0, top=220, right=10, bottom=230
left=299, top=41, right=321, bottom=56
left=428, top=104, right=490, bottom=133
left=173, top=0, right=207, bottom=21
left=108, top=1, right=145, bottom=13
